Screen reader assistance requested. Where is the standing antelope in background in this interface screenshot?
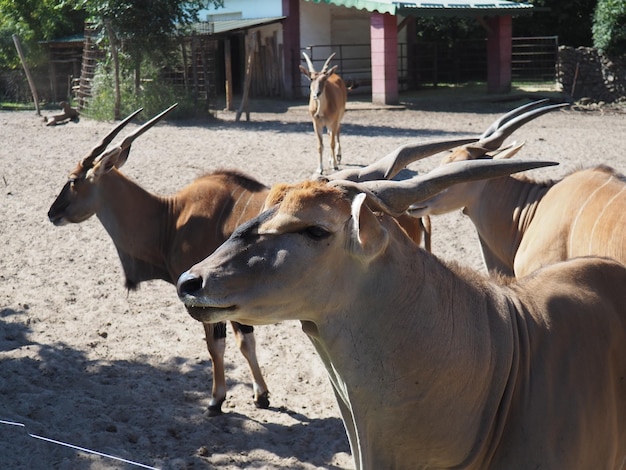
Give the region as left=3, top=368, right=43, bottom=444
left=178, top=150, right=626, bottom=469
left=300, top=52, right=347, bottom=174
left=47, top=105, right=271, bottom=415
left=407, top=99, right=626, bottom=277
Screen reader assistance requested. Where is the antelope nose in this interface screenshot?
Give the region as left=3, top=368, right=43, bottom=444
left=177, top=271, right=204, bottom=299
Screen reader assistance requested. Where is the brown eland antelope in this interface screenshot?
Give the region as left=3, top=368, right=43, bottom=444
left=407, top=99, right=626, bottom=276
left=47, top=105, right=270, bottom=415
left=176, top=155, right=626, bottom=469
left=300, top=52, right=347, bottom=174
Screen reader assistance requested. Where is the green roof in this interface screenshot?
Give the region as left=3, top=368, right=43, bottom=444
left=306, top=0, right=533, bottom=16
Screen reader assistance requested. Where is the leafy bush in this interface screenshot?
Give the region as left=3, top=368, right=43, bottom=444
left=87, top=60, right=207, bottom=121
left=593, top=0, right=626, bottom=54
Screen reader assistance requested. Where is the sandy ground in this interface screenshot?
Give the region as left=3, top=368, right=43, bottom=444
left=1, top=90, right=625, bottom=469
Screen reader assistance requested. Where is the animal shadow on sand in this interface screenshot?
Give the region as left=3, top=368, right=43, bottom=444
left=0, top=309, right=349, bottom=469
left=194, top=116, right=473, bottom=141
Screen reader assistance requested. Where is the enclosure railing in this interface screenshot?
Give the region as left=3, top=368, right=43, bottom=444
left=511, top=36, right=559, bottom=82
left=302, top=36, right=558, bottom=95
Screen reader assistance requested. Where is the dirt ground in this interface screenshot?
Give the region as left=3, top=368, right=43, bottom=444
left=1, top=89, right=625, bottom=469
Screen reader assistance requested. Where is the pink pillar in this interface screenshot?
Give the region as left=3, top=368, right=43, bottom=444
left=486, top=16, right=512, bottom=94
left=371, top=13, right=398, bottom=105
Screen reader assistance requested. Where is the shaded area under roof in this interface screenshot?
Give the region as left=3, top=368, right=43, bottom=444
left=306, top=0, right=534, bottom=16
left=40, top=34, right=84, bottom=45
left=190, top=17, right=286, bottom=35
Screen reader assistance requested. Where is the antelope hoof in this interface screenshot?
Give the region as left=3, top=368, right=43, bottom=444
left=254, top=391, right=270, bottom=409
left=207, top=398, right=225, bottom=417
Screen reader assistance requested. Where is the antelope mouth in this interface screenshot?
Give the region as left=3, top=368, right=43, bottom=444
left=185, top=304, right=238, bottom=323
left=49, top=216, right=62, bottom=225
left=48, top=214, right=69, bottom=226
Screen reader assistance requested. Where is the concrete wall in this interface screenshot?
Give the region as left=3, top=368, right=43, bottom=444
left=300, top=1, right=331, bottom=49
left=330, top=6, right=370, bottom=45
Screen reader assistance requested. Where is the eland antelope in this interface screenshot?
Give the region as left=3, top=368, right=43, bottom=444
left=407, top=100, right=626, bottom=276
left=177, top=152, right=626, bottom=469
left=300, top=52, right=347, bottom=174
left=47, top=105, right=271, bottom=415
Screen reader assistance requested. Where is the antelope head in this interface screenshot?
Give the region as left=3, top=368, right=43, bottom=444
left=299, top=52, right=339, bottom=104
left=177, top=154, right=558, bottom=324
left=443, top=100, right=569, bottom=163
left=398, top=100, right=568, bottom=218
left=48, top=104, right=177, bottom=226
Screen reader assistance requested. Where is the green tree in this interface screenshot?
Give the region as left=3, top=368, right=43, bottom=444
left=413, top=16, right=485, bottom=46
left=592, top=0, right=626, bottom=54
left=513, top=0, right=597, bottom=47
left=411, top=0, right=598, bottom=48
left=81, top=0, right=224, bottom=61
left=0, top=0, right=86, bottom=69
left=78, top=0, right=223, bottom=118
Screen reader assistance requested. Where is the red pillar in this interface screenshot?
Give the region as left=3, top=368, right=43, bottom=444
left=371, top=12, right=398, bottom=105
left=282, top=0, right=301, bottom=99
left=486, top=15, right=512, bottom=94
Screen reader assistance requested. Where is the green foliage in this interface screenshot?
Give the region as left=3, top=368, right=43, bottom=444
left=0, top=0, right=86, bottom=40
left=593, top=0, right=626, bottom=54
left=513, top=0, right=596, bottom=47
left=0, top=0, right=86, bottom=69
left=413, top=0, right=598, bottom=48
left=0, top=0, right=223, bottom=95
left=413, top=17, right=485, bottom=46
left=80, top=0, right=223, bottom=119
left=86, top=59, right=205, bottom=121
left=81, top=0, right=222, bottom=45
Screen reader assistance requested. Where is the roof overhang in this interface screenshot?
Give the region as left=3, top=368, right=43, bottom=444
left=306, top=0, right=534, bottom=17
left=189, top=17, right=286, bottom=36
left=40, top=34, right=84, bottom=47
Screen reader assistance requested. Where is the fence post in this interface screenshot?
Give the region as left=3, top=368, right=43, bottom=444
left=236, top=30, right=257, bottom=122
left=12, top=35, right=40, bottom=115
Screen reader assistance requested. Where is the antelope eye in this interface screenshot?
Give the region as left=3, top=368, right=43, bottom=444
left=300, top=226, right=330, bottom=240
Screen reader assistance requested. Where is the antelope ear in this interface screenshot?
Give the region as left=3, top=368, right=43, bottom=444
left=114, top=147, right=131, bottom=168
left=326, top=65, right=338, bottom=76
left=86, top=149, right=121, bottom=181
left=349, top=193, right=389, bottom=262
left=492, top=141, right=525, bottom=160
left=299, top=65, right=312, bottom=80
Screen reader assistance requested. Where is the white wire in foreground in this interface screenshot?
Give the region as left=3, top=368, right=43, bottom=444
left=1, top=419, right=160, bottom=469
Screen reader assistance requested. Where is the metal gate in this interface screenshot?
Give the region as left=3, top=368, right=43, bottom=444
left=511, top=36, right=559, bottom=81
